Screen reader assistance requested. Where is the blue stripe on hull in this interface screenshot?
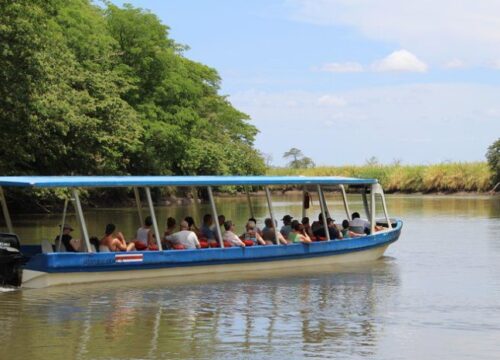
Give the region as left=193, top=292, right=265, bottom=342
left=24, top=221, right=402, bottom=274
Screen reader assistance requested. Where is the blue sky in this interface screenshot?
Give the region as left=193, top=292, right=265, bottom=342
left=113, top=0, right=500, bottom=166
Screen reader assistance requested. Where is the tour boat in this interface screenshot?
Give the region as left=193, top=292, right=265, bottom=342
left=0, top=176, right=402, bottom=288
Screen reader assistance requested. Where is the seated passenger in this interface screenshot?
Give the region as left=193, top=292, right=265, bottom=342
left=280, top=215, right=293, bottom=239
left=341, top=219, right=364, bottom=239
left=349, top=212, right=369, bottom=234
left=164, top=217, right=176, bottom=238
left=313, top=217, right=341, bottom=240
left=54, top=223, right=81, bottom=252
left=89, top=236, right=100, bottom=252
left=349, top=212, right=384, bottom=234
left=247, top=217, right=262, bottom=236
left=165, top=220, right=200, bottom=249
left=240, top=221, right=266, bottom=246
left=301, top=217, right=314, bottom=238
left=208, top=214, right=225, bottom=244
left=134, top=216, right=156, bottom=250
left=184, top=216, right=200, bottom=236
left=311, top=213, right=326, bottom=233
left=200, top=213, right=216, bottom=240
left=262, top=218, right=288, bottom=245
left=101, top=224, right=135, bottom=252
left=288, top=223, right=312, bottom=243
left=222, top=220, right=245, bottom=247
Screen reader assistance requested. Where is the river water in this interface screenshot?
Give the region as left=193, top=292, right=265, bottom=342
left=1, top=194, right=499, bottom=359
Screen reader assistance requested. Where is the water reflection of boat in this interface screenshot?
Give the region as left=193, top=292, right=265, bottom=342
left=2, top=259, right=400, bottom=359
left=0, top=176, right=402, bottom=288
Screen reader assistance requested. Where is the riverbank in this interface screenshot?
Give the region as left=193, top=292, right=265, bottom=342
left=267, top=162, right=493, bottom=193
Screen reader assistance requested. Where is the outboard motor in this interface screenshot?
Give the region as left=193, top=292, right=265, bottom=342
left=0, top=233, right=27, bottom=287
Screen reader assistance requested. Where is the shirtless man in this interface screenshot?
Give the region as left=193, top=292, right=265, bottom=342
left=101, top=223, right=135, bottom=252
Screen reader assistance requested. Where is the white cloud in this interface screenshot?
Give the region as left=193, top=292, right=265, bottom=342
left=317, top=95, right=347, bottom=106
left=319, top=62, right=363, bottom=73
left=317, top=51, right=427, bottom=74
left=372, top=50, right=428, bottom=73
left=444, top=59, right=466, bottom=69
left=287, top=0, right=500, bottom=65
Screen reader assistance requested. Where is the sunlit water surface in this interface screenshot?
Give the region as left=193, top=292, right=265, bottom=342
left=1, top=194, right=499, bottom=359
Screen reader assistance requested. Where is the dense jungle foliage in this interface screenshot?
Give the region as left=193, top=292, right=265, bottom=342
left=0, top=0, right=265, bottom=178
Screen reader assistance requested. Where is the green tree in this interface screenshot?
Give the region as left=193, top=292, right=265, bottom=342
left=298, top=157, right=315, bottom=169
left=283, top=148, right=315, bottom=169
left=486, top=138, right=500, bottom=186
left=365, top=156, right=380, bottom=166
left=105, top=4, right=264, bottom=176
left=0, top=0, right=141, bottom=175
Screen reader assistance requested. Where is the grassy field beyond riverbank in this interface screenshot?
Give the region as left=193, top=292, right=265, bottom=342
left=268, top=162, right=492, bottom=193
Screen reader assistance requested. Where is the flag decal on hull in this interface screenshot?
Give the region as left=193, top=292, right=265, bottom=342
left=115, top=254, right=144, bottom=263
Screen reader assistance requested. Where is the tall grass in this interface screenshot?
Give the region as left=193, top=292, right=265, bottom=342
left=267, top=162, right=492, bottom=193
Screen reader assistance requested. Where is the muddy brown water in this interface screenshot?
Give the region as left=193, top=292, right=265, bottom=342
left=1, top=194, right=499, bottom=359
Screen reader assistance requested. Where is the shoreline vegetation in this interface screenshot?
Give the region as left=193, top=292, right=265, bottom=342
left=267, top=162, right=494, bottom=193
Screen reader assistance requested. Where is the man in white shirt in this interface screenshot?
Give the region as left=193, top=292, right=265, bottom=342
left=349, top=212, right=371, bottom=234
left=165, top=220, right=200, bottom=249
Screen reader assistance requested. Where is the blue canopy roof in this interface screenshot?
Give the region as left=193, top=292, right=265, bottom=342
left=0, top=176, right=377, bottom=188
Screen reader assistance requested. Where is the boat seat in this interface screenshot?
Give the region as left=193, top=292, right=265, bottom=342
left=99, top=245, right=110, bottom=252
left=133, top=241, right=148, bottom=251
left=41, top=239, right=54, bottom=253
left=199, top=240, right=209, bottom=249
left=210, top=240, right=233, bottom=248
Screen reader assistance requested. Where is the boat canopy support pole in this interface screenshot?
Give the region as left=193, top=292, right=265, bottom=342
left=208, top=186, right=223, bottom=248
left=56, top=198, right=69, bottom=252
left=317, top=185, right=330, bottom=241
left=302, top=187, right=306, bottom=219
left=245, top=187, right=255, bottom=219
left=370, top=185, right=376, bottom=234
left=191, top=188, right=202, bottom=227
left=362, top=187, right=371, bottom=221
left=71, top=189, right=92, bottom=252
left=371, top=183, right=392, bottom=230
left=339, top=185, right=351, bottom=221
left=133, top=187, right=144, bottom=226
left=145, top=187, right=162, bottom=251
left=320, top=186, right=331, bottom=219
left=0, top=186, right=13, bottom=233
left=264, top=186, right=280, bottom=245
